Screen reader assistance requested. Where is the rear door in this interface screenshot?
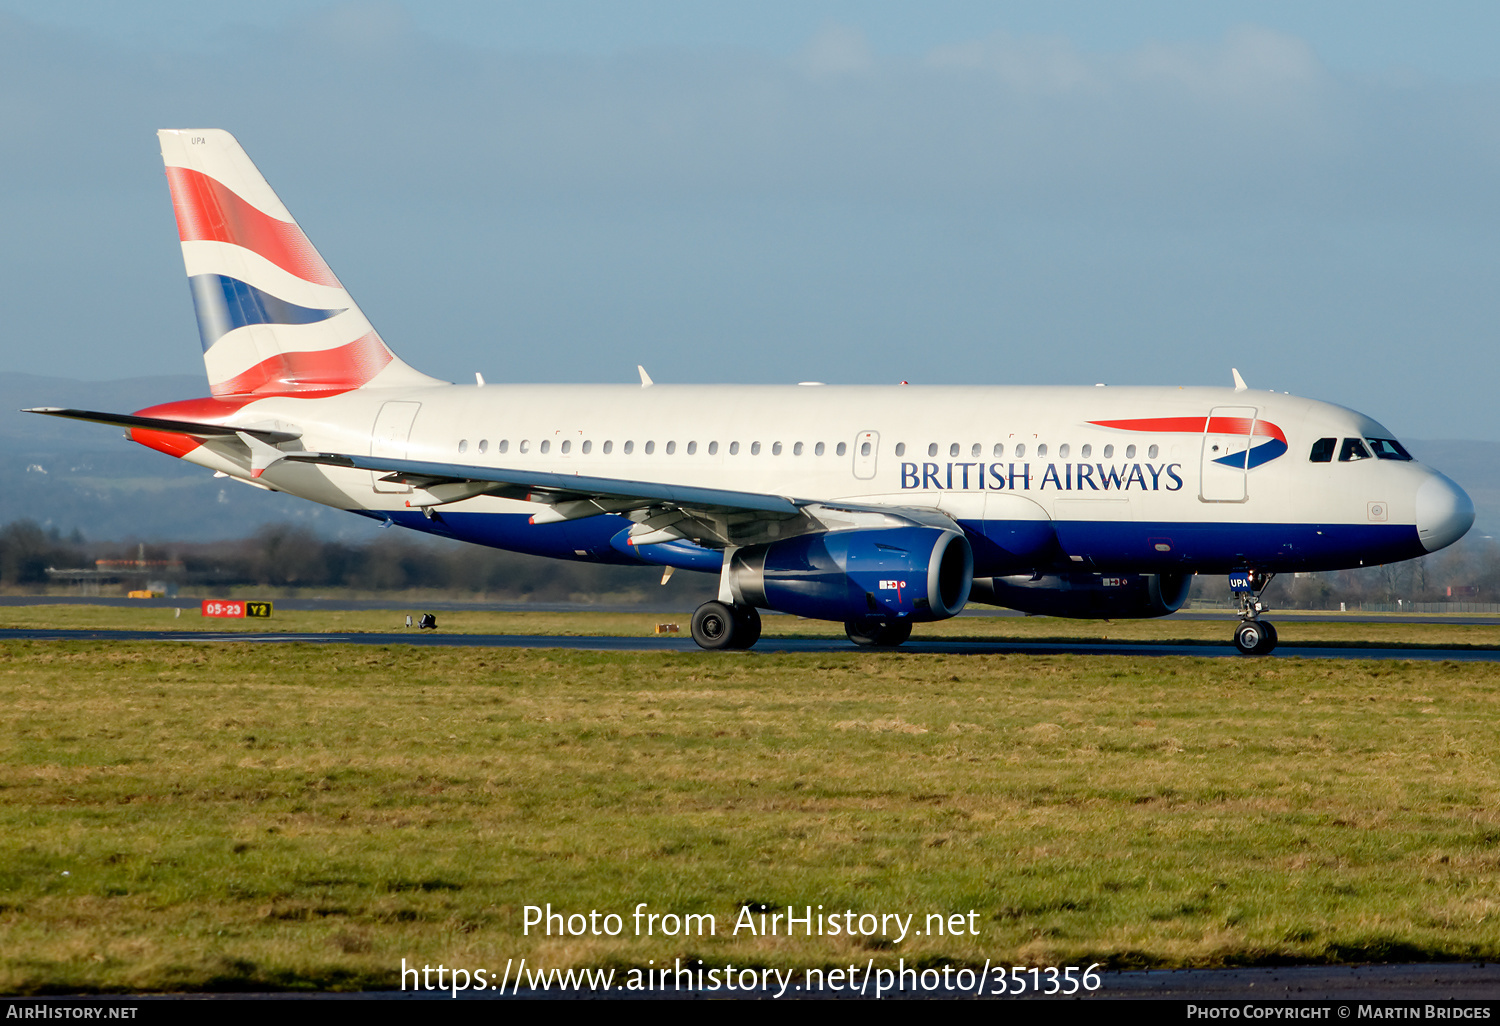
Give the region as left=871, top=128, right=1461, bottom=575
left=370, top=401, right=421, bottom=493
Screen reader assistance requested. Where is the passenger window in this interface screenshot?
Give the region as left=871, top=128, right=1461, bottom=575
left=1309, top=437, right=1335, bottom=462
left=1059, top=444, right=1070, bottom=458
left=1147, top=444, right=1158, bottom=459
left=861, top=441, right=871, bottom=457
left=1103, top=445, right=1113, bottom=458
left=478, top=439, right=488, bottom=454
left=772, top=442, right=782, bottom=455
left=793, top=442, right=803, bottom=456
left=949, top=443, right=960, bottom=457
left=498, top=440, right=509, bottom=454
left=458, top=439, right=468, bottom=454
left=730, top=442, right=740, bottom=455
left=602, top=440, right=612, bottom=454
left=666, top=441, right=676, bottom=455
left=1080, top=444, right=1091, bottom=458
left=540, top=440, right=550, bottom=454
left=971, top=443, right=981, bottom=458
left=928, top=443, right=938, bottom=458
left=993, top=443, right=1004, bottom=457
left=644, top=441, right=654, bottom=454
left=1125, top=444, right=1136, bottom=459
left=1339, top=438, right=1371, bottom=462
left=894, top=443, right=905, bottom=457
left=623, top=441, right=634, bottom=455
left=1367, top=438, right=1413, bottom=461
left=751, top=442, right=761, bottom=455
left=560, top=440, right=571, bottom=454
left=686, top=441, right=696, bottom=455
left=837, top=442, right=847, bottom=456
left=1037, top=444, right=1048, bottom=457
left=815, top=442, right=825, bottom=456
left=1015, top=444, right=1026, bottom=458
left=520, top=440, right=530, bottom=454
left=708, top=441, right=718, bottom=455
left=581, top=440, right=591, bottom=454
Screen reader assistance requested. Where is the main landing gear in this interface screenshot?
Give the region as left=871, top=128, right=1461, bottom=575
left=690, top=601, right=761, bottom=650
left=1229, top=569, right=1278, bottom=656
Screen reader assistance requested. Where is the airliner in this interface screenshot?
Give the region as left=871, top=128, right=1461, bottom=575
left=27, top=130, right=1475, bottom=654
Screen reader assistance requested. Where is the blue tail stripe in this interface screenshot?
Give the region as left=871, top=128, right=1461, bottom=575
left=187, top=274, right=346, bottom=351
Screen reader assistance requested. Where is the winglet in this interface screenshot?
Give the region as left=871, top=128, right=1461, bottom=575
left=638, top=365, right=654, bottom=388
left=1231, top=368, right=1248, bottom=392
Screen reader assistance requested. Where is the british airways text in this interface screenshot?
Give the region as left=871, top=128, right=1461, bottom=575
left=900, top=462, right=1185, bottom=492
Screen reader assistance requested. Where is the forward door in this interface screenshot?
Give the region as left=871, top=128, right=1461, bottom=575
left=1199, top=406, right=1256, bottom=502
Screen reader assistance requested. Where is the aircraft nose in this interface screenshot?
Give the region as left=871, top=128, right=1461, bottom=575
left=1416, top=472, right=1474, bottom=553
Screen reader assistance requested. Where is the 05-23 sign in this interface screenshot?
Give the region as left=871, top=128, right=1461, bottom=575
left=201, top=600, right=273, bottom=619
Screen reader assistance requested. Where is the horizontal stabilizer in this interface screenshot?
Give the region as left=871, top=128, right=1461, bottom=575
left=22, top=407, right=301, bottom=445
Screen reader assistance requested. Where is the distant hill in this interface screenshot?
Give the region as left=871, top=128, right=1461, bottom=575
left=5, top=374, right=1497, bottom=542
left=3, top=374, right=377, bottom=542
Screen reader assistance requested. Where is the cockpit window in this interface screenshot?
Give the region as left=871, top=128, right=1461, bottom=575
left=1366, top=438, right=1412, bottom=461
left=1339, top=437, right=1372, bottom=462
left=1309, top=437, right=1335, bottom=463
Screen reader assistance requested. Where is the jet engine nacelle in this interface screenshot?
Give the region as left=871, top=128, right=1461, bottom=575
left=972, top=572, right=1192, bottom=619
left=729, top=526, right=973, bottom=623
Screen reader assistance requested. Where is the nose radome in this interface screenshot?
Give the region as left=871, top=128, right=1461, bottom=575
left=1416, top=473, right=1475, bottom=553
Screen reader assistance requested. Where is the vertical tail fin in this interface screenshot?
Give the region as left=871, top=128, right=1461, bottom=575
left=158, top=129, right=442, bottom=397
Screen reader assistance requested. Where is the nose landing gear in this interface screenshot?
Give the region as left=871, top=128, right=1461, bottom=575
left=1229, top=569, right=1277, bottom=655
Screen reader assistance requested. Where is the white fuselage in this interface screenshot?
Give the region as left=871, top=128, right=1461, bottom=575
left=140, top=381, right=1473, bottom=579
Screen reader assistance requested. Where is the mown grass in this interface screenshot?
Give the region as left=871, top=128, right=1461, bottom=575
left=3, top=603, right=1498, bottom=650
left=3, top=641, right=1500, bottom=992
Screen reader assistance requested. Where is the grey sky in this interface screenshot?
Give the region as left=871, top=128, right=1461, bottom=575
left=2, top=3, right=1498, bottom=440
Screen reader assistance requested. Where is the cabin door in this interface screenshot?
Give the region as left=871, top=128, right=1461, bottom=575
left=370, top=401, right=421, bottom=493
left=1199, top=406, right=1257, bottom=502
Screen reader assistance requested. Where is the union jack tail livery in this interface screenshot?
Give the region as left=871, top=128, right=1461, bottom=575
left=158, top=129, right=439, bottom=398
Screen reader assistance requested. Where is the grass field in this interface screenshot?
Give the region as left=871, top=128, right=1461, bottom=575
left=3, top=603, right=1499, bottom=650
left=4, top=635, right=1500, bottom=993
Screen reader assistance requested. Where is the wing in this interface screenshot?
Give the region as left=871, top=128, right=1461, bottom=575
left=284, top=450, right=948, bottom=549
left=25, top=405, right=954, bottom=549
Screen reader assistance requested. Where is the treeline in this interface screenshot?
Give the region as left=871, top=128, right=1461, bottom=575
left=3, top=518, right=1497, bottom=608
left=1, top=521, right=709, bottom=604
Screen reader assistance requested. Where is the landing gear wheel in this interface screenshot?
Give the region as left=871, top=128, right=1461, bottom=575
left=844, top=618, right=913, bottom=648
left=1233, top=619, right=1277, bottom=656
left=691, top=602, right=738, bottom=650
left=730, top=606, right=761, bottom=649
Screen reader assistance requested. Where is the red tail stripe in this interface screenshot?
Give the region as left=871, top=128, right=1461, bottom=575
left=165, top=166, right=341, bottom=288
left=211, top=332, right=393, bottom=398
left=1088, top=416, right=1286, bottom=443
left=128, top=396, right=259, bottom=459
